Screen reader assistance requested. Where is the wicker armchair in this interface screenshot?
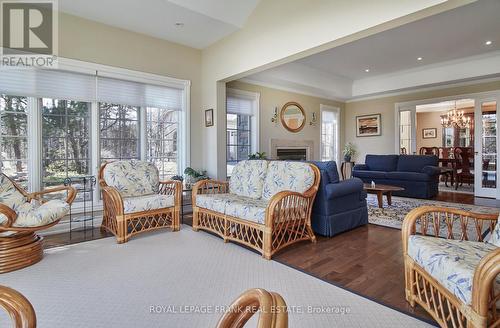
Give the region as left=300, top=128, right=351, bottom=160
left=216, top=288, right=288, bottom=328
left=0, top=174, right=76, bottom=273
left=402, top=206, right=500, bottom=328
left=0, top=285, right=36, bottom=327
left=192, top=160, right=320, bottom=259
left=99, top=160, right=181, bottom=243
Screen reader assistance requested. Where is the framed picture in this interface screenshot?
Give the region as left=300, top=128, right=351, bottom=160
left=205, top=109, right=214, bottom=127
left=422, top=128, right=437, bottom=139
left=356, top=114, right=381, bottom=137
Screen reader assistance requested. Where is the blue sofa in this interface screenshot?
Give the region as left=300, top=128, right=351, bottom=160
left=310, top=161, right=368, bottom=237
left=352, top=154, right=440, bottom=199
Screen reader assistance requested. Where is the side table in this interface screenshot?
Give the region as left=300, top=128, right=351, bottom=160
left=181, top=188, right=193, bottom=225
left=341, top=161, right=355, bottom=180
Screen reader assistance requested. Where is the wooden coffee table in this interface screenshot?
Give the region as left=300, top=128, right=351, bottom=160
left=363, top=184, right=405, bottom=208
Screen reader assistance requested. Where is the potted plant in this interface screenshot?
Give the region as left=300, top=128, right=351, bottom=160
left=248, top=152, right=267, bottom=160
left=183, top=167, right=209, bottom=189
left=343, top=142, right=357, bottom=162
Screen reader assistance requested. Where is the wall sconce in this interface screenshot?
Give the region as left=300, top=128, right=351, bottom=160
left=309, top=112, right=317, bottom=126
left=271, top=106, right=278, bottom=124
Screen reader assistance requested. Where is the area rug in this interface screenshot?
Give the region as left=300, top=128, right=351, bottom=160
left=367, top=194, right=498, bottom=237
left=0, top=227, right=431, bottom=328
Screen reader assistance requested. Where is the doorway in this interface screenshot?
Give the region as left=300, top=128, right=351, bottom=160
left=395, top=91, right=499, bottom=198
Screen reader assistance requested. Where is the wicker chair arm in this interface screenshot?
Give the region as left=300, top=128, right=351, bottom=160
left=159, top=180, right=182, bottom=206
left=29, top=185, right=77, bottom=205
left=266, top=190, right=311, bottom=228
left=402, top=206, right=499, bottom=254
left=0, top=285, right=36, bottom=328
left=0, top=204, right=17, bottom=228
left=101, top=186, right=124, bottom=216
left=216, top=288, right=287, bottom=328
left=192, top=180, right=229, bottom=197
left=471, top=247, right=500, bottom=316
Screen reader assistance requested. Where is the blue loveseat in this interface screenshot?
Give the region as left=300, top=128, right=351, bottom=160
left=310, top=161, right=368, bottom=237
left=352, top=154, right=440, bottom=199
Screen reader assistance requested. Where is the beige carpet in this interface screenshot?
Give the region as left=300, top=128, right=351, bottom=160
left=0, top=227, right=432, bottom=328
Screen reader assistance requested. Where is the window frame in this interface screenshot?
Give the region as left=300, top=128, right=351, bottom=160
left=320, top=104, right=340, bottom=164
left=0, top=57, right=191, bottom=213
left=225, top=88, right=260, bottom=177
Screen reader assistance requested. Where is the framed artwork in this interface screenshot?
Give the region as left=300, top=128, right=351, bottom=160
left=422, top=128, right=437, bottom=139
left=356, top=114, right=381, bottom=137
left=205, top=109, right=214, bottom=127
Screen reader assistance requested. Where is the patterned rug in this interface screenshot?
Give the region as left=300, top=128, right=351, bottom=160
left=367, top=194, right=498, bottom=237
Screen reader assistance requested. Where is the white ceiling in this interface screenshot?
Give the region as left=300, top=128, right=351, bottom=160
left=242, top=0, right=500, bottom=100
left=59, top=0, right=260, bottom=49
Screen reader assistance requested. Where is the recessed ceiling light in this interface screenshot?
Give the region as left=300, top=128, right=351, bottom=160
left=174, top=22, right=184, bottom=27
left=364, top=68, right=370, bottom=73
left=417, top=57, right=423, bottom=61
left=485, top=40, right=493, bottom=45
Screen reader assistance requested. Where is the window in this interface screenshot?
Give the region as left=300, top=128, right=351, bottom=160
left=41, top=99, right=91, bottom=187
left=399, top=110, right=412, bottom=154
left=0, top=95, right=28, bottom=188
left=227, top=113, right=251, bottom=174
left=99, top=103, right=140, bottom=161
left=0, top=59, right=189, bottom=208
left=146, top=107, right=178, bottom=179
left=226, top=90, right=259, bottom=176
left=320, top=107, right=339, bottom=162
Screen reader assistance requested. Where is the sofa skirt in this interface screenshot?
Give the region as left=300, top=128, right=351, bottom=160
left=311, top=206, right=368, bottom=237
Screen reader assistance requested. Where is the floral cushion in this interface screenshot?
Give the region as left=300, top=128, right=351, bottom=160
left=489, top=216, right=500, bottom=247
left=195, top=193, right=241, bottom=213
left=196, top=193, right=269, bottom=224
left=122, top=194, right=174, bottom=214
left=103, top=160, right=159, bottom=198
left=224, top=195, right=268, bottom=224
left=12, top=199, right=69, bottom=227
left=0, top=174, right=26, bottom=211
left=262, top=161, right=315, bottom=200
left=408, top=235, right=500, bottom=305
left=229, top=160, right=268, bottom=199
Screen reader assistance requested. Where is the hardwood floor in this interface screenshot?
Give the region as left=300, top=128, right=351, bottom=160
left=42, top=190, right=500, bottom=326
left=274, top=224, right=435, bottom=323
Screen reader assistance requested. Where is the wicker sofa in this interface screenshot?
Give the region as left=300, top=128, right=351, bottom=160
left=99, top=160, right=181, bottom=243
left=192, top=160, right=320, bottom=259
left=403, top=206, right=500, bottom=328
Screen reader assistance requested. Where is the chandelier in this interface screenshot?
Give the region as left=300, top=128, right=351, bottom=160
left=440, top=103, right=471, bottom=128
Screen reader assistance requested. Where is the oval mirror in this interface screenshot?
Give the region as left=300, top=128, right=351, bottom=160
left=280, top=102, right=306, bottom=133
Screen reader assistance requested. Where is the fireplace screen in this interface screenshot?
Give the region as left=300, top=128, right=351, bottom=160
left=276, top=148, right=307, bottom=161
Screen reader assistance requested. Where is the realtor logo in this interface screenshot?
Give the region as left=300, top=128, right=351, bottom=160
left=1, top=0, right=58, bottom=68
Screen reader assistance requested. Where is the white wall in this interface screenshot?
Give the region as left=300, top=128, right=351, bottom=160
left=59, top=13, right=204, bottom=170
left=200, top=0, right=473, bottom=178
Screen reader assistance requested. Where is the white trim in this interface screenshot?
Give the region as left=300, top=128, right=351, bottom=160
left=394, top=90, right=500, bottom=108
left=27, top=97, right=40, bottom=192
left=347, top=76, right=500, bottom=103
left=239, top=78, right=347, bottom=102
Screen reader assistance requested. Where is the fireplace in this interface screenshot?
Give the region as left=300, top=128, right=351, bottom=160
left=276, top=148, right=307, bottom=161
left=271, top=139, right=314, bottom=161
